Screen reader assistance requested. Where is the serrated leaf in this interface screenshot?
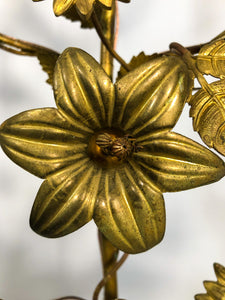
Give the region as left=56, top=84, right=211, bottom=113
left=204, top=281, right=225, bottom=299
left=37, top=51, right=59, bottom=85
left=197, top=39, right=225, bottom=78
left=214, top=263, right=225, bottom=286
left=195, top=264, right=225, bottom=300
left=0, top=33, right=59, bottom=85
left=117, top=52, right=160, bottom=80
left=189, top=79, right=225, bottom=156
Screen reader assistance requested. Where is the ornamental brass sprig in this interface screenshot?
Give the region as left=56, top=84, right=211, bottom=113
left=169, top=42, right=225, bottom=157
left=1, top=2, right=225, bottom=300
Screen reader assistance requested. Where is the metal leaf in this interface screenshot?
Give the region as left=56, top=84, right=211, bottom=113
left=0, top=33, right=59, bottom=85
left=197, top=39, right=225, bottom=78
left=195, top=264, right=225, bottom=300
left=189, top=79, right=225, bottom=156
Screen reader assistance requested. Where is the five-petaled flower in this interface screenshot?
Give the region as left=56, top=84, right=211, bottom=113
left=32, top=0, right=130, bottom=18
left=0, top=48, right=225, bottom=254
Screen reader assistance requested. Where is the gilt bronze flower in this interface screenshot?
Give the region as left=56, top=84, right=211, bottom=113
left=0, top=48, right=225, bottom=254
left=33, top=0, right=130, bottom=18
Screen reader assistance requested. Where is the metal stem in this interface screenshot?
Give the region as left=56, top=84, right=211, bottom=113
left=92, top=7, right=130, bottom=73
left=97, top=6, right=119, bottom=300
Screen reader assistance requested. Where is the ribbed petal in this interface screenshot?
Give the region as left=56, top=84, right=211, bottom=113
left=76, top=0, right=94, bottom=16
left=30, top=160, right=101, bottom=237
left=134, top=132, right=225, bottom=192
left=93, top=163, right=165, bottom=254
left=54, top=48, right=115, bottom=131
left=114, top=55, right=193, bottom=139
left=53, top=0, right=77, bottom=16
left=0, top=108, right=88, bottom=178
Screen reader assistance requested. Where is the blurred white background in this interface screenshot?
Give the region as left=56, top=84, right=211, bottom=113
left=0, top=1, right=225, bottom=299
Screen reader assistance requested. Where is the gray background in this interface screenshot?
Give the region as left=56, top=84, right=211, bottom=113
left=0, top=1, right=225, bottom=299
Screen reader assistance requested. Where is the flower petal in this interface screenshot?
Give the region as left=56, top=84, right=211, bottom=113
left=30, top=160, right=101, bottom=237
left=53, top=0, right=77, bottom=16
left=76, top=0, right=94, bottom=16
left=93, top=164, right=165, bottom=254
left=135, top=132, right=225, bottom=192
left=114, top=55, right=193, bottom=138
left=54, top=48, right=115, bottom=131
left=0, top=108, right=88, bottom=178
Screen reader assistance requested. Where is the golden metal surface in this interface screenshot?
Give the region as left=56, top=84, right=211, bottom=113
left=197, top=39, right=225, bottom=78
left=189, top=79, right=225, bottom=157
left=1, top=48, right=225, bottom=254
left=169, top=42, right=225, bottom=158
left=195, top=263, right=225, bottom=300
left=33, top=0, right=130, bottom=18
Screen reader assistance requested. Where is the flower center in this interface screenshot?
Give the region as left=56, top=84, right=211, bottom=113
left=88, top=129, right=141, bottom=168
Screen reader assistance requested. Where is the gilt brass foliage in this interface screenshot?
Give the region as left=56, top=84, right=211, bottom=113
left=1, top=48, right=225, bottom=254
left=195, top=263, right=225, bottom=300
left=197, top=40, right=225, bottom=78
left=189, top=79, right=225, bottom=156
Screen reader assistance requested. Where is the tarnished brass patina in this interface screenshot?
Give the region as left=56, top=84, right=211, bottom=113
left=195, top=263, right=225, bottom=300
left=1, top=48, right=225, bottom=254
left=33, top=0, right=130, bottom=18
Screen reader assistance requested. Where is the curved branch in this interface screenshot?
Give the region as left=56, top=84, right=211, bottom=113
left=92, top=252, right=129, bottom=300
left=91, top=10, right=130, bottom=72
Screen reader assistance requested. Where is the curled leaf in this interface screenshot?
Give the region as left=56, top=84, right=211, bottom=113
left=195, top=263, right=225, bottom=300
left=189, top=79, right=225, bottom=156
left=197, top=39, right=225, bottom=79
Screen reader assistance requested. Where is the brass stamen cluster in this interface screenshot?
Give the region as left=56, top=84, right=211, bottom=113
left=96, top=132, right=141, bottom=160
